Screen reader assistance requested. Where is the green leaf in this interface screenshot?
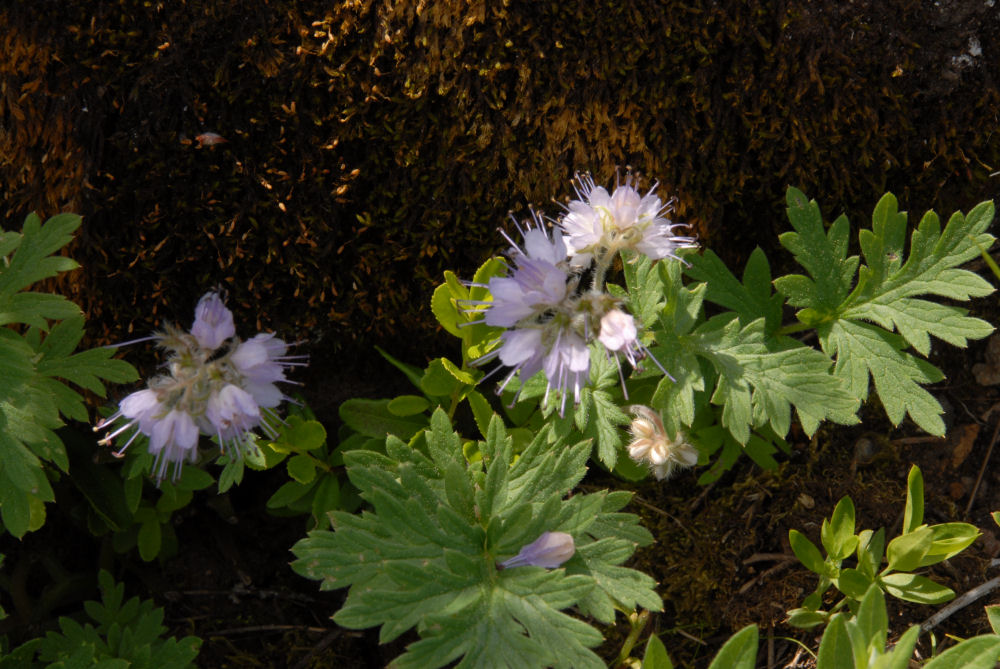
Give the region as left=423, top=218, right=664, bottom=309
left=903, top=465, right=924, bottom=533
left=822, top=496, right=858, bottom=560
left=787, top=608, right=828, bottom=629
left=789, top=530, right=826, bottom=575
left=922, top=636, right=1000, bottom=669
left=835, top=568, right=872, bottom=600
left=816, top=614, right=855, bottom=669
left=695, top=317, right=858, bottom=443
left=686, top=247, right=783, bottom=333
left=339, top=398, right=425, bottom=439
left=388, top=394, right=431, bottom=417
left=580, top=387, right=627, bottom=469
left=986, top=604, right=1000, bottom=635
left=273, top=415, right=327, bottom=452
left=854, top=585, right=888, bottom=653
left=465, top=389, right=495, bottom=439
left=916, top=522, right=980, bottom=567
left=879, top=572, right=954, bottom=604
left=137, top=517, right=162, bottom=562
left=311, top=475, right=341, bottom=525
left=642, top=634, right=674, bottom=669
left=0, top=213, right=81, bottom=305
left=886, top=526, right=933, bottom=572
left=707, top=624, right=758, bottom=669
left=287, top=454, right=317, bottom=484
left=292, top=412, right=654, bottom=669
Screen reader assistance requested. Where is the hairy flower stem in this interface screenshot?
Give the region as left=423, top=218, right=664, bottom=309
left=613, top=609, right=650, bottom=667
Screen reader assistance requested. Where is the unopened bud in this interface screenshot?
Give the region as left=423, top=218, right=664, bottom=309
left=499, top=531, right=575, bottom=569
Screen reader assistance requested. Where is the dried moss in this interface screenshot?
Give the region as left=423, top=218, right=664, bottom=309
left=2, top=0, right=998, bottom=374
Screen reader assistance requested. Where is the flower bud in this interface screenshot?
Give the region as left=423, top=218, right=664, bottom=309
left=499, top=531, right=575, bottom=569
left=190, top=291, right=236, bottom=350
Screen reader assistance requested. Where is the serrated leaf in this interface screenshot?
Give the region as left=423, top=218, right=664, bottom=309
left=686, top=247, right=783, bottom=333
left=0, top=213, right=81, bottom=304
left=823, top=320, right=945, bottom=434
left=291, top=411, right=655, bottom=669
left=696, top=317, right=858, bottom=443
left=776, top=190, right=995, bottom=435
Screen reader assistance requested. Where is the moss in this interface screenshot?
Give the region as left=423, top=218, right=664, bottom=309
left=2, top=0, right=998, bottom=371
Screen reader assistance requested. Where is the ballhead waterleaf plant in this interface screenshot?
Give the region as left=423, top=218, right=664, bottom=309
left=292, top=409, right=660, bottom=669
left=432, top=185, right=996, bottom=480
left=0, top=212, right=138, bottom=537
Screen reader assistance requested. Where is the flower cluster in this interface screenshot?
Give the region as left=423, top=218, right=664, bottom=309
left=469, top=174, right=696, bottom=415
left=97, top=291, right=304, bottom=482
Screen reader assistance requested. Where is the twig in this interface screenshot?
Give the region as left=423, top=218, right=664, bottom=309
left=674, top=627, right=707, bottom=645
left=688, top=481, right=717, bottom=514
left=629, top=495, right=695, bottom=541
left=292, top=628, right=343, bottom=669
left=964, top=416, right=1000, bottom=516
left=208, top=624, right=331, bottom=636
left=742, top=553, right=797, bottom=565
left=920, top=575, right=1000, bottom=633
left=738, top=561, right=793, bottom=595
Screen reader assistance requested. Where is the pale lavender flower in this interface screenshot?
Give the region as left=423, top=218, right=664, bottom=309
left=468, top=215, right=592, bottom=415
left=231, top=333, right=293, bottom=408
left=541, top=329, right=590, bottom=415
left=499, top=531, right=576, bottom=569
left=204, top=384, right=264, bottom=454
left=627, top=405, right=698, bottom=480
left=97, top=389, right=165, bottom=452
left=148, top=408, right=200, bottom=482
left=484, top=221, right=572, bottom=328
left=97, top=290, right=303, bottom=482
left=560, top=172, right=697, bottom=264
left=190, top=291, right=235, bottom=350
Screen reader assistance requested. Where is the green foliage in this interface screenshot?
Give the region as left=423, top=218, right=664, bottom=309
left=75, top=402, right=341, bottom=562
left=774, top=189, right=995, bottom=434
left=291, top=409, right=660, bottom=669
left=0, top=213, right=137, bottom=537
left=640, top=624, right=759, bottom=669
left=1, top=570, right=200, bottom=668
left=787, top=466, right=979, bottom=628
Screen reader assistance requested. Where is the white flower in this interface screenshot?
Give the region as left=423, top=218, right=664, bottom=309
left=627, top=405, right=698, bottom=480
left=598, top=309, right=638, bottom=353
left=560, top=173, right=697, bottom=264
left=190, top=291, right=235, bottom=351
left=499, top=531, right=576, bottom=569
